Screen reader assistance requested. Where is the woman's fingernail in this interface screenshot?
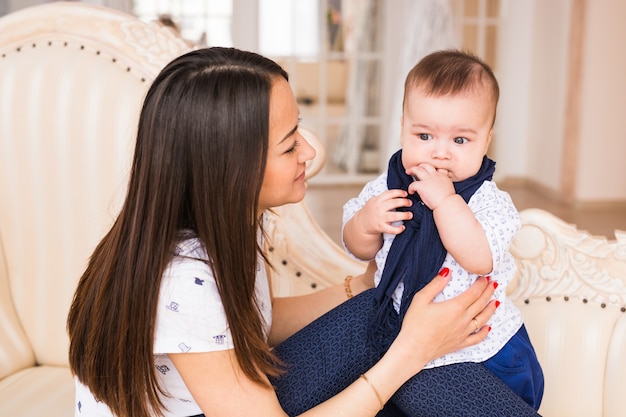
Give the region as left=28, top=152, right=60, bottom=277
left=493, top=282, right=499, bottom=289
left=439, top=267, right=450, bottom=277
left=485, top=275, right=491, bottom=282
left=495, top=300, right=501, bottom=308
left=488, top=326, right=492, bottom=332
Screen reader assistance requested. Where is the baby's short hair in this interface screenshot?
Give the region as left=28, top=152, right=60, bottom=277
left=403, top=49, right=499, bottom=122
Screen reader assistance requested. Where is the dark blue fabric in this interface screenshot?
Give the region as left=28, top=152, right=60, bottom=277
left=482, top=325, right=544, bottom=410
left=271, top=289, right=540, bottom=417
left=392, top=324, right=544, bottom=416
left=370, top=150, right=496, bottom=351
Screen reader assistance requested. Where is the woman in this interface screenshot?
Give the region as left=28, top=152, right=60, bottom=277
left=67, top=47, right=535, bottom=417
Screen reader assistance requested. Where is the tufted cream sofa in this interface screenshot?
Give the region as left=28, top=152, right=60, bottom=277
left=1, top=3, right=625, bottom=417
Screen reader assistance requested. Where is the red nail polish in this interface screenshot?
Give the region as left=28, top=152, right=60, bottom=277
left=488, top=326, right=492, bottom=332
left=495, top=300, right=501, bottom=308
left=485, top=275, right=491, bottom=282
left=439, top=267, right=450, bottom=277
left=493, top=282, right=499, bottom=289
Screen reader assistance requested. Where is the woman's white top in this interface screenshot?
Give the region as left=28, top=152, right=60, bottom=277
left=73, top=236, right=272, bottom=416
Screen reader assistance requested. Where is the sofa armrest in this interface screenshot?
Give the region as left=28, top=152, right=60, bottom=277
left=509, top=208, right=626, bottom=417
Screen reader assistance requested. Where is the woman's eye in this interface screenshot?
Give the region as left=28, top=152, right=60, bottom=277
left=418, top=133, right=431, bottom=141
left=454, top=137, right=468, bottom=144
left=285, top=140, right=300, bottom=154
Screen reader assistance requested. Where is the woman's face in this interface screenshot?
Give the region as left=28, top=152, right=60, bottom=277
left=258, top=78, right=316, bottom=213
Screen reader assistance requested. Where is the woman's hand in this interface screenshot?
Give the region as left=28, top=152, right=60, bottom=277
left=387, top=270, right=497, bottom=377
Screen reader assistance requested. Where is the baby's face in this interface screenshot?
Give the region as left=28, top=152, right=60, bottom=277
left=400, top=87, right=494, bottom=182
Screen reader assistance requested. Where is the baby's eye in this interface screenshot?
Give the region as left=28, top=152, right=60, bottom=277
left=418, top=133, right=432, bottom=141
left=453, top=137, right=468, bottom=144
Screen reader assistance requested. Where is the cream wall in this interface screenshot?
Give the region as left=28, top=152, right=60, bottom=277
left=496, top=0, right=570, bottom=191
left=493, top=0, right=536, bottom=182
left=497, top=0, right=626, bottom=204
left=526, top=0, right=571, bottom=194
left=577, top=0, right=626, bottom=201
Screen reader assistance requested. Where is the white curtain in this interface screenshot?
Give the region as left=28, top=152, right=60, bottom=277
left=332, top=0, right=378, bottom=173
left=380, top=0, right=457, bottom=166
left=332, top=0, right=456, bottom=174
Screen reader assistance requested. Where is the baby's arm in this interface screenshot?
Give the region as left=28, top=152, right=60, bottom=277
left=433, top=194, right=492, bottom=274
left=407, top=164, right=492, bottom=275
left=343, top=189, right=413, bottom=260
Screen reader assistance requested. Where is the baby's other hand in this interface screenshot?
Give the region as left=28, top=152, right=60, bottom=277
left=357, top=189, right=413, bottom=235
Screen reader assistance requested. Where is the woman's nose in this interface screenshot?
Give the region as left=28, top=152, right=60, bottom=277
left=299, top=136, right=317, bottom=162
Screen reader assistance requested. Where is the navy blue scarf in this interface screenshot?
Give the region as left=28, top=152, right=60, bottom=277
left=369, top=149, right=496, bottom=352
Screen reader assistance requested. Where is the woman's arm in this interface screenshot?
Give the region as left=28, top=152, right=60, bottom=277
left=170, top=272, right=497, bottom=417
left=268, top=261, right=376, bottom=346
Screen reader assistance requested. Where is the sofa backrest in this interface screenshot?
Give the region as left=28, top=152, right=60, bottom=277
left=0, top=3, right=191, bottom=367
left=0, top=230, right=35, bottom=379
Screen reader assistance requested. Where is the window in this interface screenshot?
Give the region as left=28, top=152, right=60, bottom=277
left=258, top=0, right=319, bottom=57
left=449, top=0, right=502, bottom=157
left=260, top=0, right=385, bottom=182
left=133, top=0, right=233, bottom=47
left=450, top=0, right=501, bottom=70
left=132, top=0, right=385, bottom=182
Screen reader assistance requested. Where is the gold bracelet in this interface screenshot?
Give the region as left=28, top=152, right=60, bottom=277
left=360, top=374, right=384, bottom=410
left=344, top=275, right=354, bottom=299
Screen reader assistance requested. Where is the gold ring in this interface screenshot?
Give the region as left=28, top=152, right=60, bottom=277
left=472, top=318, right=480, bottom=332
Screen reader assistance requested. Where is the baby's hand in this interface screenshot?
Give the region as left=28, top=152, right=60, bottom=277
left=406, top=163, right=454, bottom=210
left=357, top=189, right=412, bottom=235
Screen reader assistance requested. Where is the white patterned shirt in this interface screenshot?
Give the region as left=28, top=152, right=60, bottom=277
left=74, top=235, right=272, bottom=416
left=343, top=171, right=523, bottom=368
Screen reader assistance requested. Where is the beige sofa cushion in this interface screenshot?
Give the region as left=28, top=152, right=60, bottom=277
left=0, top=366, right=73, bottom=416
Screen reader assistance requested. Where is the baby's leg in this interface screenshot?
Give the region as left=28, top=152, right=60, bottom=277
left=482, top=324, right=545, bottom=409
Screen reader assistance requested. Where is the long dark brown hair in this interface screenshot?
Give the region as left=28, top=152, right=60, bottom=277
left=67, top=47, right=288, bottom=417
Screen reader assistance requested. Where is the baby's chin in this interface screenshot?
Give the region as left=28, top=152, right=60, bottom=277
left=451, top=172, right=477, bottom=182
